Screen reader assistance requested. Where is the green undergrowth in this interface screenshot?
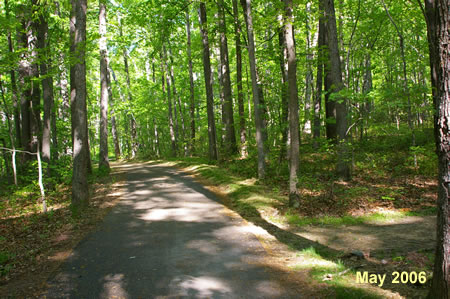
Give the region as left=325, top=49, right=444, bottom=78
left=164, top=139, right=435, bottom=298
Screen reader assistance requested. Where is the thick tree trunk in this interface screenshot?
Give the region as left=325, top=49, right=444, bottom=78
left=424, top=0, right=450, bottom=298
left=186, top=10, right=196, bottom=155
left=232, top=0, right=247, bottom=158
left=323, top=0, right=350, bottom=180
left=16, top=8, right=32, bottom=157
left=161, top=48, right=177, bottom=157
left=98, top=0, right=110, bottom=170
left=70, top=0, right=89, bottom=209
left=36, top=7, right=54, bottom=170
left=241, top=0, right=266, bottom=178
left=168, top=47, right=185, bottom=154
left=278, top=29, right=289, bottom=162
left=321, top=1, right=337, bottom=142
left=119, top=17, right=138, bottom=158
left=218, top=0, right=237, bottom=156
left=313, top=14, right=325, bottom=150
left=283, top=0, right=300, bottom=207
left=198, top=2, right=218, bottom=160
left=29, top=8, right=42, bottom=155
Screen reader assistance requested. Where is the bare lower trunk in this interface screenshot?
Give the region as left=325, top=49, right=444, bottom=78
left=186, top=10, right=196, bottom=155
left=232, top=0, right=247, bottom=158
left=424, top=0, right=450, bottom=298
left=241, top=0, right=265, bottom=178
left=283, top=0, right=300, bottom=207
left=218, top=0, right=237, bottom=156
left=323, top=0, right=350, bottom=180
left=198, top=2, right=218, bottom=160
left=70, top=0, right=89, bottom=209
left=98, top=0, right=109, bottom=170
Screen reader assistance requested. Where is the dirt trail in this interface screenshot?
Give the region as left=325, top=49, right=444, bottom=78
left=293, top=216, right=436, bottom=257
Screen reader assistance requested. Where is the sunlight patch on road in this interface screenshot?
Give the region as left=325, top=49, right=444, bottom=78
left=171, top=276, right=231, bottom=297
left=101, top=273, right=129, bottom=299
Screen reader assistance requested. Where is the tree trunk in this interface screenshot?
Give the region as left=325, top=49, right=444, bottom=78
left=278, top=29, right=289, bottom=162
left=36, top=6, right=54, bottom=171
left=161, top=47, right=177, bottom=157
left=168, top=47, right=185, bottom=154
left=241, top=0, right=266, bottom=178
left=424, top=0, right=450, bottom=298
left=98, top=0, right=110, bottom=170
left=16, top=7, right=32, bottom=157
left=119, top=16, right=138, bottom=158
left=107, top=66, right=121, bottom=160
left=29, top=6, right=42, bottom=155
left=186, top=10, right=196, bottom=156
left=218, top=0, right=237, bottom=156
left=70, top=0, right=89, bottom=209
left=323, top=0, right=350, bottom=180
left=198, top=2, right=218, bottom=161
left=304, top=1, right=314, bottom=135
left=5, top=0, right=21, bottom=148
left=313, top=12, right=325, bottom=150
left=283, top=0, right=300, bottom=207
left=232, top=0, right=247, bottom=158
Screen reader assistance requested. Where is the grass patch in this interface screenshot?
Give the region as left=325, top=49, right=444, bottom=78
left=286, top=210, right=412, bottom=227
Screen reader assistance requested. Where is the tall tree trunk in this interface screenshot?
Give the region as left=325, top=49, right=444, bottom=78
left=321, top=1, right=337, bottom=142
left=36, top=6, right=54, bottom=171
left=98, top=0, right=110, bottom=170
left=16, top=7, right=32, bottom=157
left=186, top=9, right=196, bottom=155
left=108, top=66, right=122, bottom=159
left=313, top=14, right=325, bottom=150
left=5, top=0, right=21, bottom=148
left=218, top=0, right=237, bottom=156
left=161, top=47, right=177, bottom=157
left=70, top=0, right=89, bottom=209
left=304, top=1, right=314, bottom=135
left=283, top=0, right=300, bottom=207
left=198, top=2, right=218, bottom=160
left=232, top=0, right=247, bottom=158
left=119, top=16, right=138, bottom=158
left=423, top=0, right=450, bottom=298
left=278, top=28, right=289, bottom=162
left=29, top=5, right=42, bottom=155
left=323, top=0, right=350, bottom=180
left=241, top=0, right=266, bottom=178
left=168, top=47, right=185, bottom=154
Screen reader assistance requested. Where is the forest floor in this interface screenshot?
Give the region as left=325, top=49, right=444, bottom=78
left=164, top=154, right=437, bottom=299
left=0, top=165, right=127, bottom=298
left=0, top=146, right=437, bottom=298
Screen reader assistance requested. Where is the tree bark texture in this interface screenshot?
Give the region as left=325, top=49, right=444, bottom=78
left=232, top=0, right=247, bottom=158
left=283, top=0, right=300, bottom=207
left=98, top=0, right=110, bottom=170
left=313, top=14, right=325, bottom=149
left=186, top=10, right=196, bottom=156
left=241, top=0, right=266, bottom=178
left=218, top=0, right=238, bottom=156
left=323, top=0, right=350, bottom=180
left=70, top=0, right=89, bottom=208
left=424, top=0, right=450, bottom=298
left=36, top=6, right=54, bottom=168
left=198, top=2, right=218, bottom=160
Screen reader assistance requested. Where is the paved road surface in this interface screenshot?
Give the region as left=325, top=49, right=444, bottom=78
left=44, top=163, right=302, bottom=298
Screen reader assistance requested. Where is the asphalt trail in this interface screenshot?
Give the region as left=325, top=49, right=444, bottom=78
left=44, top=163, right=302, bottom=298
